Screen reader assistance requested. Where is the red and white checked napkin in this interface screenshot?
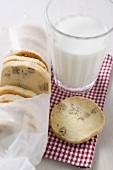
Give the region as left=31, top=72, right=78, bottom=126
left=44, top=55, right=113, bottom=168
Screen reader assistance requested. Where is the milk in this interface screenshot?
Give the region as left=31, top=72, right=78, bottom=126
left=51, top=14, right=108, bottom=89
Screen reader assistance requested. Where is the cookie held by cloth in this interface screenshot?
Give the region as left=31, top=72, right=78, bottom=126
left=0, top=94, right=24, bottom=103
left=0, top=85, right=37, bottom=103
left=5, top=50, right=48, bottom=71
left=3, top=55, right=48, bottom=71
left=1, top=60, right=51, bottom=95
left=0, top=85, right=37, bottom=98
left=50, top=96, right=105, bottom=144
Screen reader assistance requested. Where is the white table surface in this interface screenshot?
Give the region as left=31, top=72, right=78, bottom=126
left=34, top=0, right=113, bottom=170
left=1, top=0, right=113, bottom=169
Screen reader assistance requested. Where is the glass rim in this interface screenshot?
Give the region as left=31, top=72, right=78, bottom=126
left=45, top=0, right=113, bottom=40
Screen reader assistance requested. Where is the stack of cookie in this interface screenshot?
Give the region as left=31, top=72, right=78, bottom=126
left=0, top=50, right=51, bottom=103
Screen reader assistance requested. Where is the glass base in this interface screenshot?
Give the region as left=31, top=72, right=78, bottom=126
left=54, top=78, right=97, bottom=95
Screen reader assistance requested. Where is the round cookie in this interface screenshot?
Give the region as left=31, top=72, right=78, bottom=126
left=1, top=60, right=51, bottom=95
left=0, top=94, right=24, bottom=103
left=5, top=50, right=48, bottom=71
left=50, top=96, right=105, bottom=144
left=3, top=55, right=48, bottom=71
left=0, top=85, right=37, bottom=98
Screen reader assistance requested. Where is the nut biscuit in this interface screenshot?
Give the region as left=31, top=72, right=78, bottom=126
left=50, top=96, right=105, bottom=144
left=5, top=50, right=48, bottom=71
left=1, top=60, right=51, bottom=95
left=3, top=55, right=48, bottom=71
left=0, top=85, right=37, bottom=98
left=0, top=94, right=24, bottom=103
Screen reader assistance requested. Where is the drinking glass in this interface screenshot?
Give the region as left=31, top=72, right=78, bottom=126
left=45, top=0, right=113, bottom=94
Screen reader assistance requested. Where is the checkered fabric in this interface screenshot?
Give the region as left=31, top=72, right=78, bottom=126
left=44, top=55, right=113, bottom=168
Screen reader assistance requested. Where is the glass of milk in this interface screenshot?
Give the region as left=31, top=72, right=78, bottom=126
left=45, top=0, right=113, bottom=94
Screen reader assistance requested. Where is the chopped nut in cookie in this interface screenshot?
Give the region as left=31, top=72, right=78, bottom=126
left=59, top=127, right=66, bottom=136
